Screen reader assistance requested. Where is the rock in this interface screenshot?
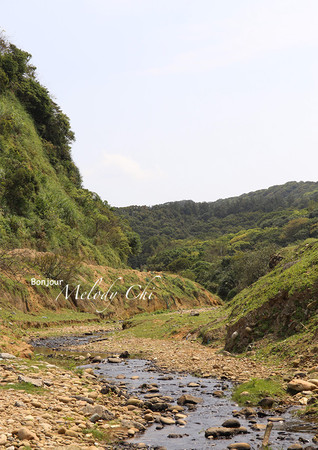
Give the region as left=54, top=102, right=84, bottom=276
left=222, top=419, right=241, bottom=428
left=108, top=357, right=122, bottom=363
left=287, top=445, right=303, bottom=449
left=145, top=393, right=162, bottom=399
left=177, top=419, right=186, bottom=425
left=168, top=433, right=184, bottom=438
left=144, top=414, right=154, bottom=422
left=87, top=391, right=98, bottom=399
left=58, top=427, right=66, bottom=434
left=213, top=390, right=224, bottom=398
left=227, top=444, right=251, bottom=449
left=245, top=327, right=252, bottom=333
left=17, top=427, right=37, bottom=440
left=268, top=417, right=285, bottom=422
left=131, top=375, right=140, bottom=380
left=250, top=423, right=266, bottom=431
left=177, top=394, right=203, bottom=405
left=175, top=413, right=187, bottom=419
left=299, top=397, right=308, bottom=405
left=294, top=372, right=307, bottom=378
left=58, top=396, right=73, bottom=403
left=238, top=407, right=256, bottom=417
left=145, top=401, right=168, bottom=412
left=65, top=430, right=78, bottom=437
left=0, top=435, right=7, bottom=445
left=190, top=311, right=200, bottom=316
left=148, top=387, right=160, bottom=393
left=187, top=382, right=200, bottom=387
left=24, top=415, right=35, bottom=421
left=287, top=379, right=317, bottom=392
left=168, top=405, right=184, bottom=412
left=18, top=375, right=43, bottom=387
left=0, top=352, right=16, bottom=359
left=14, top=401, right=26, bottom=407
left=89, top=413, right=101, bottom=423
left=31, top=400, right=42, bottom=408
left=160, top=417, right=176, bottom=425
left=258, top=397, right=275, bottom=408
left=205, top=426, right=247, bottom=438
left=127, top=398, right=143, bottom=407
left=73, top=395, right=94, bottom=404
left=91, top=355, right=102, bottom=363
left=81, top=404, right=114, bottom=420
left=308, top=379, right=318, bottom=386
left=231, top=331, right=239, bottom=339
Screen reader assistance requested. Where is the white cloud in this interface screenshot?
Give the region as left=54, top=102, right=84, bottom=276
left=102, top=153, right=159, bottom=181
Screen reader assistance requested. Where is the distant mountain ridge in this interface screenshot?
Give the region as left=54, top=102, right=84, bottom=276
left=117, top=181, right=318, bottom=301
left=117, top=181, right=318, bottom=241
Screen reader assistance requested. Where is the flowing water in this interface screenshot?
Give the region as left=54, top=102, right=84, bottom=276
left=33, top=334, right=318, bottom=450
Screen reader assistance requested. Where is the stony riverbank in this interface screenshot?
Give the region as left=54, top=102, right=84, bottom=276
left=68, top=333, right=293, bottom=383
left=1, top=322, right=318, bottom=449
left=0, top=352, right=152, bottom=449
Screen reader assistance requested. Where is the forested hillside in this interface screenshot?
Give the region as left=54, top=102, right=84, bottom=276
left=0, top=34, right=140, bottom=267
left=0, top=36, right=220, bottom=316
left=117, top=182, right=318, bottom=300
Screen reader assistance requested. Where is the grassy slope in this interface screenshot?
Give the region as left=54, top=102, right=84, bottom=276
left=0, top=92, right=124, bottom=265
left=117, top=239, right=318, bottom=366
left=0, top=248, right=220, bottom=323
left=0, top=92, right=220, bottom=324
left=222, top=239, right=318, bottom=353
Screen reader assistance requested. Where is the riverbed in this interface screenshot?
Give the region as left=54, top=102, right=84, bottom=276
left=32, top=333, right=318, bottom=450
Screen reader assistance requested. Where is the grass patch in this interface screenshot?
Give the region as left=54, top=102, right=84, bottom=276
left=31, top=352, right=84, bottom=372
left=121, top=308, right=222, bottom=340
left=1, top=308, right=97, bottom=324
left=0, top=381, right=47, bottom=394
left=82, top=427, right=111, bottom=442
left=299, top=399, right=318, bottom=418
left=232, top=377, right=285, bottom=406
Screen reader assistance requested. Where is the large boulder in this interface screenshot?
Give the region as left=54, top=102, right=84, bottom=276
left=287, top=379, right=318, bottom=392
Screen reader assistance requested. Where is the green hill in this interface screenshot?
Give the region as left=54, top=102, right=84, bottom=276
left=117, top=183, right=318, bottom=301
left=223, top=238, right=318, bottom=351
left=0, top=34, right=139, bottom=266
left=0, top=36, right=220, bottom=318
left=117, top=181, right=318, bottom=242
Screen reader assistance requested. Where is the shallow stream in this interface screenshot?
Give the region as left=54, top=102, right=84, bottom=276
left=32, top=334, right=318, bottom=450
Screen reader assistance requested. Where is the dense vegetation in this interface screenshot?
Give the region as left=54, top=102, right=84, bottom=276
left=0, top=35, right=140, bottom=266
left=117, top=182, right=318, bottom=299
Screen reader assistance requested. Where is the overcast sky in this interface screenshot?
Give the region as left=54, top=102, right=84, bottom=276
left=2, top=0, right=318, bottom=206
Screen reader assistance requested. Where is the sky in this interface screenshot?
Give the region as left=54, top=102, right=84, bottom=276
left=1, top=0, right=318, bottom=206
